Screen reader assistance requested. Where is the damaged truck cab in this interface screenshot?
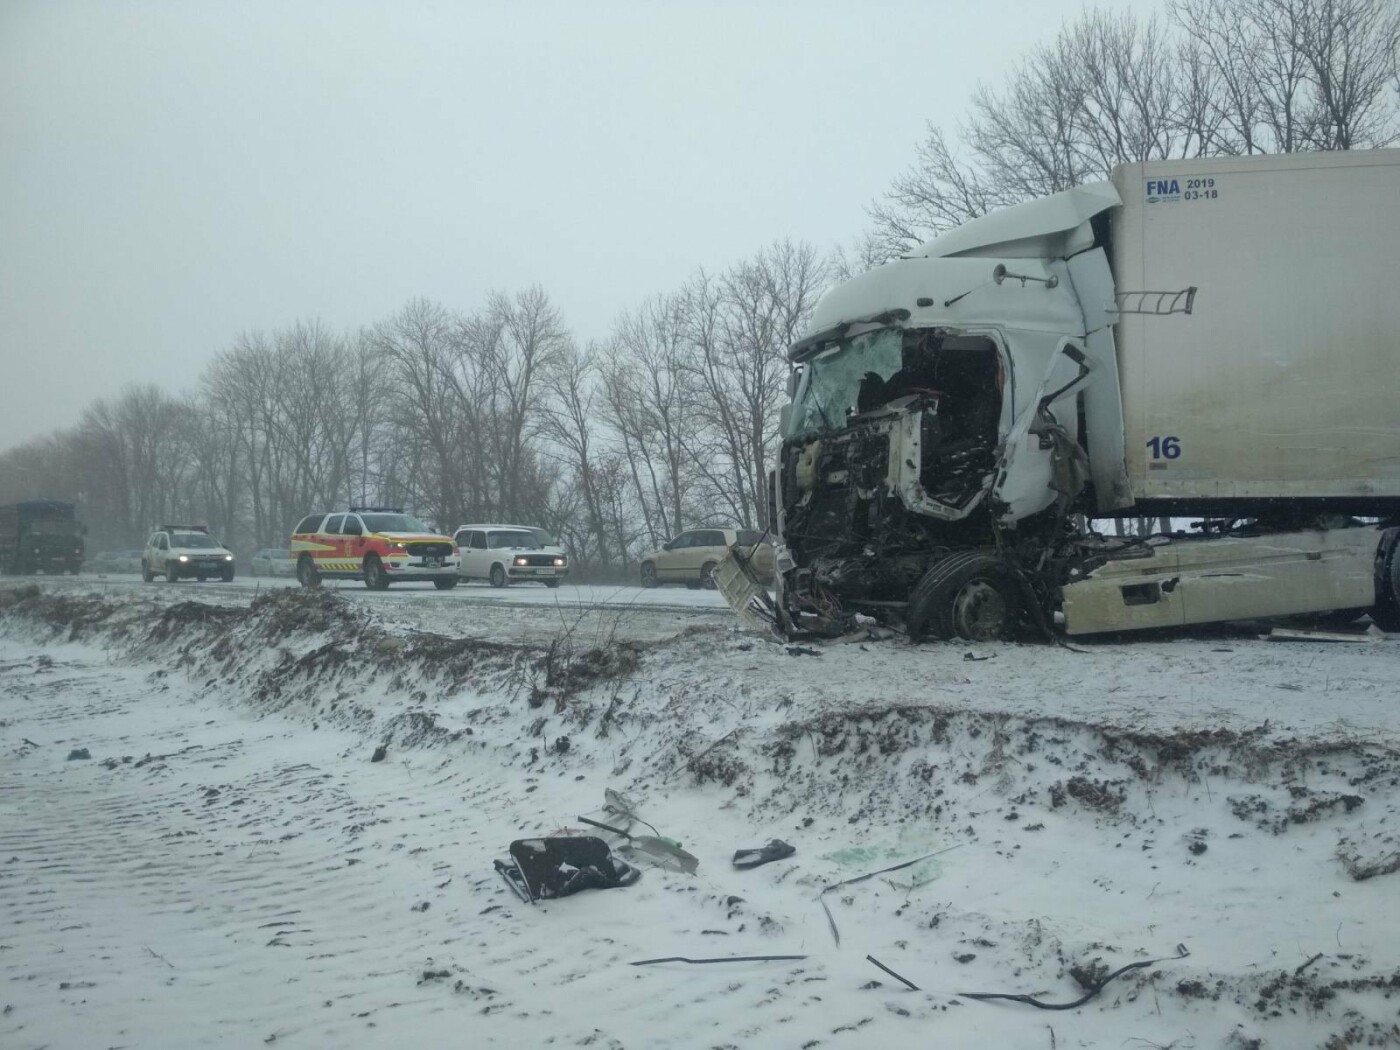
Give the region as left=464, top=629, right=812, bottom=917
left=760, top=151, right=1400, bottom=640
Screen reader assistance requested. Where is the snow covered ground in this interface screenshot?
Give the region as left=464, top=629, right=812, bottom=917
left=2, top=580, right=1399, bottom=1049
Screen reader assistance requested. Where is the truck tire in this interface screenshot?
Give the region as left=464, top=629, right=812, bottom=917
left=363, top=555, right=390, bottom=591
left=907, top=553, right=1024, bottom=642
left=221, top=568, right=235, bottom=583
left=142, top=561, right=155, bottom=583
left=489, top=564, right=507, bottom=588
left=433, top=577, right=458, bottom=590
left=700, top=561, right=719, bottom=589
left=640, top=562, right=658, bottom=588
left=1372, top=529, right=1400, bottom=632
left=297, top=555, right=321, bottom=589
left=166, top=561, right=180, bottom=583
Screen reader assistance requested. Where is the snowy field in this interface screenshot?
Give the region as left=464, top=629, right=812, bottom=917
left=2, top=579, right=1400, bottom=1049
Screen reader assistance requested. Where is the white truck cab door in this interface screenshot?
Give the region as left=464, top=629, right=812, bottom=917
left=992, top=340, right=1093, bottom=525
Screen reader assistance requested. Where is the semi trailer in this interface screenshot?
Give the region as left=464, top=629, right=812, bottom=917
left=0, top=500, right=85, bottom=576
left=725, top=149, right=1400, bottom=639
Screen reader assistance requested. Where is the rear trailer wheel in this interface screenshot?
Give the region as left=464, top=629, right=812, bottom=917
left=433, top=577, right=458, bottom=590
left=297, top=555, right=321, bottom=589
left=363, top=556, right=390, bottom=591
left=489, top=564, right=507, bottom=588
left=907, top=553, right=1025, bottom=642
left=1372, top=530, right=1400, bottom=632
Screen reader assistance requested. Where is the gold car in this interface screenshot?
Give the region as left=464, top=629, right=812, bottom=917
left=640, top=528, right=774, bottom=588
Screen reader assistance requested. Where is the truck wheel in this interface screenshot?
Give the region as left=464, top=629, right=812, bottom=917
left=142, top=561, right=155, bottom=583
left=166, top=561, right=180, bottom=583
left=640, top=562, right=658, bottom=588
left=489, top=564, right=507, bottom=588
left=363, top=555, right=390, bottom=591
left=907, top=553, right=1024, bottom=642
left=700, top=561, right=719, bottom=589
left=1372, top=530, right=1400, bottom=632
left=297, top=555, right=321, bottom=589
left=221, top=568, right=235, bottom=583
left=544, top=580, right=560, bottom=589
left=433, top=577, right=458, bottom=590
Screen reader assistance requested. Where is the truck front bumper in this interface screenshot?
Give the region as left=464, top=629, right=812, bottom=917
left=383, top=557, right=460, bottom=578
left=507, top=565, right=568, bottom=581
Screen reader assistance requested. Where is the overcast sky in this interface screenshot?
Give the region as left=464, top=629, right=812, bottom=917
left=0, top=0, right=1152, bottom=449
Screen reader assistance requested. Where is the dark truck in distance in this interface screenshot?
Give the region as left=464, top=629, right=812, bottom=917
left=0, top=500, right=85, bottom=575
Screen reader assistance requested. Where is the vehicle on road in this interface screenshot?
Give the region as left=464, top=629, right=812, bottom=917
left=250, top=548, right=294, bottom=577
left=292, top=508, right=459, bottom=590
left=115, top=550, right=145, bottom=574
left=641, top=528, right=774, bottom=589
left=452, top=523, right=568, bottom=587
left=142, top=525, right=236, bottom=583
left=748, top=148, right=1400, bottom=642
left=0, top=500, right=85, bottom=575
left=85, top=550, right=119, bottom=573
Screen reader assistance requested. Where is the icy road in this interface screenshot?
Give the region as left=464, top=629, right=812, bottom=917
left=2, top=580, right=1399, bottom=1049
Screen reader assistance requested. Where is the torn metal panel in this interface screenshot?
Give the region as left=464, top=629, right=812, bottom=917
left=1065, top=248, right=1132, bottom=513
left=1062, top=529, right=1379, bottom=635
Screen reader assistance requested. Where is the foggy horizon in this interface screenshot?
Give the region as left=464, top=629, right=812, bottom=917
left=0, top=0, right=1150, bottom=449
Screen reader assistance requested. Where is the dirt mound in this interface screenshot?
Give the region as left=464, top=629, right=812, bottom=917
left=0, top=584, right=122, bottom=640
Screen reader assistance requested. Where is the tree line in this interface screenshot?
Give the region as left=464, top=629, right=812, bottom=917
left=4, top=0, right=1395, bottom=574
left=0, top=243, right=823, bottom=576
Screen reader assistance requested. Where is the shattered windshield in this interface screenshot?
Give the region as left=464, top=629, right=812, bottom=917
left=784, top=328, right=903, bottom=440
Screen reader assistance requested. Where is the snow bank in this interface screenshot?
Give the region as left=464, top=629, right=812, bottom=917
left=3, top=584, right=1400, bottom=1048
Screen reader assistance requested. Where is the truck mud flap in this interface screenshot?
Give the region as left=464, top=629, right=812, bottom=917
left=714, top=551, right=779, bottom=635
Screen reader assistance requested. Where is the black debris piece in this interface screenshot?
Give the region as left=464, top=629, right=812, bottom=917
left=495, top=836, right=640, bottom=903
left=960, top=944, right=1190, bottom=1010
left=867, top=954, right=920, bottom=990
left=733, top=839, right=796, bottom=870
left=630, top=954, right=807, bottom=967
left=66, top=748, right=91, bottom=761
left=785, top=646, right=823, bottom=657
left=370, top=745, right=387, bottom=763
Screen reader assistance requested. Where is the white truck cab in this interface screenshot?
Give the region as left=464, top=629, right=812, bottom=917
left=453, top=524, right=569, bottom=588
left=142, top=525, right=236, bottom=583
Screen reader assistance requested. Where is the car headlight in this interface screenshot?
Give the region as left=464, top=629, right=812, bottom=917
left=224, top=555, right=234, bottom=561
left=387, top=542, right=407, bottom=553
left=553, top=557, right=566, bottom=566
left=514, top=556, right=528, bottom=566
left=178, top=555, right=189, bottom=562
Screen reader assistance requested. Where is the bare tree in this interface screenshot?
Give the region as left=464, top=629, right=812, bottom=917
left=873, top=0, right=1400, bottom=253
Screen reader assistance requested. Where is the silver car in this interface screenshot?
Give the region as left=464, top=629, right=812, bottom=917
left=250, top=548, right=294, bottom=577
